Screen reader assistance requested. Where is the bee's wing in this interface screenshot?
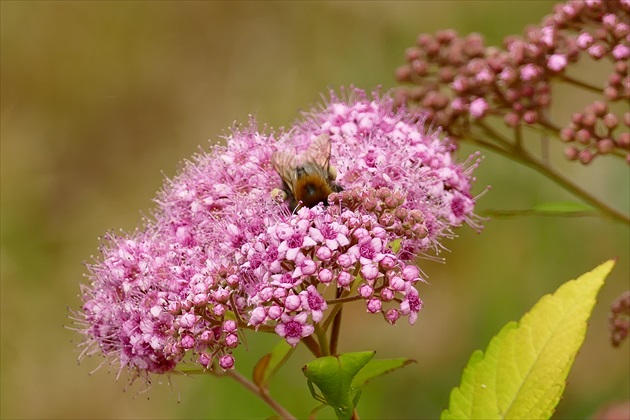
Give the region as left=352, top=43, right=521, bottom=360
left=302, top=134, right=331, bottom=170
left=271, top=150, right=298, bottom=194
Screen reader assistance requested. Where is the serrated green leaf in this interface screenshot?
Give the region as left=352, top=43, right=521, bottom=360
left=253, top=340, right=293, bottom=388
left=352, top=358, right=416, bottom=388
left=442, top=260, right=614, bottom=420
left=303, top=351, right=375, bottom=419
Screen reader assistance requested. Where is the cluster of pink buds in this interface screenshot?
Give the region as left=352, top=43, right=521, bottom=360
left=395, top=0, right=630, bottom=164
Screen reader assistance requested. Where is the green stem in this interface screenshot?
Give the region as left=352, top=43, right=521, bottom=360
left=326, top=294, right=363, bottom=305
left=225, top=369, right=296, bottom=420
left=514, top=122, right=523, bottom=149
left=329, top=306, right=342, bottom=355
left=302, top=335, right=323, bottom=358
left=314, top=324, right=331, bottom=356
left=557, top=74, right=602, bottom=94
left=322, top=302, right=344, bottom=331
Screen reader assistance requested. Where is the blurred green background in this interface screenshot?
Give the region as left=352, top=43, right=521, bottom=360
left=1, top=1, right=628, bottom=419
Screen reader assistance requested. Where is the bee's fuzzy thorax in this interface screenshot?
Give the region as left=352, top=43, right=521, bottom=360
left=294, top=175, right=335, bottom=209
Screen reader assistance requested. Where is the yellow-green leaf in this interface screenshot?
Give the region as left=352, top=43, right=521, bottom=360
left=442, top=260, right=614, bottom=420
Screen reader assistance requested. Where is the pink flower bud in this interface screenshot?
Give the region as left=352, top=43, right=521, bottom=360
left=366, top=298, right=382, bottom=314
left=179, top=313, right=197, bottom=329
left=337, top=271, right=353, bottom=287
left=219, top=355, right=235, bottom=370
left=361, top=263, right=380, bottom=281
left=390, top=276, right=407, bottom=291
left=359, top=284, right=374, bottom=298
left=318, top=268, right=333, bottom=284
left=402, top=265, right=420, bottom=282
left=547, top=54, right=567, bottom=72
left=385, top=309, right=400, bottom=325
left=267, top=305, right=283, bottom=320
left=380, top=288, right=395, bottom=302
left=249, top=307, right=267, bottom=326
left=225, top=333, right=239, bottom=348
left=181, top=334, right=195, bottom=350
left=469, top=98, right=489, bottom=119
left=284, top=294, right=301, bottom=311
left=199, top=353, right=212, bottom=369
left=612, top=45, right=630, bottom=61
left=223, top=320, right=237, bottom=333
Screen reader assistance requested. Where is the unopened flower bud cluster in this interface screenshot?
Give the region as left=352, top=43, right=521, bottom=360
left=395, top=0, right=630, bottom=164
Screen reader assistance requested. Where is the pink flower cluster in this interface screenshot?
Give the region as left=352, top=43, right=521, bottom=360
left=73, top=88, right=481, bottom=379
left=395, top=0, right=630, bottom=164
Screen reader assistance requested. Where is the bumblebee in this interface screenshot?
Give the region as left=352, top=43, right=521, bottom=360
left=271, top=134, right=342, bottom=211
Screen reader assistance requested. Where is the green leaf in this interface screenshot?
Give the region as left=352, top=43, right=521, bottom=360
left=253, top=340, right=293, bottom=388
left=390, top=239, right=402, bottom=253
left=303, top=351, right=375, bottom=419
left=482, top=201, right=597, bottom=219
left=442, top=260, right=614, bottom=420
left=352, top=358, right=416, bottom=388
left=532, top=201, right=594, bottom=214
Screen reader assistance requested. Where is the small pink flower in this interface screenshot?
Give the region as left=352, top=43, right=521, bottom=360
left=400, top=288, right=423, bottom=325
left=300, top=285, right=327, bottom=322
left=275, top=312, right=315, bottom=346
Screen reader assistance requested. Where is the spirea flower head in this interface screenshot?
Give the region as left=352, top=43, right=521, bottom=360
left=71, top=87, right=482, bottom=382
